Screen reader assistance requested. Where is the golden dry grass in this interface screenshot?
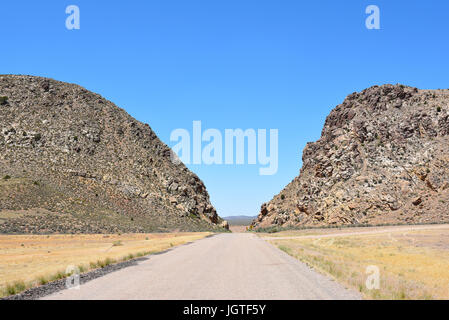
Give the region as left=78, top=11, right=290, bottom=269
left=0, top=232, right=210, bottom=297
left=266, top=226, right=449, bottom=299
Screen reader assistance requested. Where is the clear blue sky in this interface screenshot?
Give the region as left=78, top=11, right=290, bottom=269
left=1, top=1, right=449, bottom=217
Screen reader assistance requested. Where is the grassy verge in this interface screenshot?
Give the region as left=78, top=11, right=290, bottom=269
left=269, top=228, right=449, bottom=299
left=2, top=249, right=158, bottom=296
left=0, top=232, right=210, bottom=298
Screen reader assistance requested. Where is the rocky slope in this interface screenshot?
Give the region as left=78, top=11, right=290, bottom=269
left=0, top=75, right=227, bottom=233
left=253, top=84, right=449, bottom=229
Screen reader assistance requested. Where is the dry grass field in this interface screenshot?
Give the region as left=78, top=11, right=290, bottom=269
left=261, top=225, right=449, bottom=299
left=0, top=232, right=211, bottom=297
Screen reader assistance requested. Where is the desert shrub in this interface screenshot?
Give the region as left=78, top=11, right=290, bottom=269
left=0, top=96, right=8, bottom=105
left=97, top=257, right=115, bottom=268
left=437, top=106, right=441, bottom=112
left=38, top=276, right=49, bottom=285
left=6, top=281, right=26, bottom=295
left=280, top=194, right=285, bottom=200
left=52, top=271, right=66, bottom=280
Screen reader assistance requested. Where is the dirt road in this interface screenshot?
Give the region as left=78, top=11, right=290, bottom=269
left=261, top=224, right=449, bottom=240
left=42, top=233, right=361, bottom=300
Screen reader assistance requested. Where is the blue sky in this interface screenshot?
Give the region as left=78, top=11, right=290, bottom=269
left=1, top=1, right=449, bottom=217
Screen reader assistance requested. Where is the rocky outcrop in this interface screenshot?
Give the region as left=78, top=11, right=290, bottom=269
left=253, top=84, right=449, bottom=228
left=0, top=75, right=227, bottom=233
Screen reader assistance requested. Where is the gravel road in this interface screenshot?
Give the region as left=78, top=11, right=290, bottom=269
left=42, top=233, right=361, bottom=300
left=261, top=224, right=449, bottom=240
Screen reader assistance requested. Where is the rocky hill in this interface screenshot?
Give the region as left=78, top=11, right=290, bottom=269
left=0, top=75, right=227, bottom=234
left=252, top=84, right=449, bottom=229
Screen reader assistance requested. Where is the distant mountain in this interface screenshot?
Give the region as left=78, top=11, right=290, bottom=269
left=223, top=216, right=257, bottom=226
left=0, top=75, right=228, bottom=233
left=253, top=84, right=449, bottom=229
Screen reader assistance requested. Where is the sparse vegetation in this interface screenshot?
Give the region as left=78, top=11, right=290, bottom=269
left=267, top=226, right=449, bottom=299
left=2, top=175, right=11, bottom=181
left=96, top=257, right=115, bottom=268
left=437, top=106, right=442, bottom=112
left=278, top=245, right=292, bottom=255
left=112, top=240, right=123, bottom=246
left=37, top=276, right=48, bottom=285
left=5, top=281, right=26, bottom=295
left=0, top=96, right=8, bottom=105
left=51, top=270, right=67, bottom=281
left=126, top=253, right=135, bottom=260
left=0, top=232, right=211, bottom=297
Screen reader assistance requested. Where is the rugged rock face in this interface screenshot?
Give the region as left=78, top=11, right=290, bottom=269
left=0, top=75, right=227, bottom=233
left=253, top=84, right=449, bottom=229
